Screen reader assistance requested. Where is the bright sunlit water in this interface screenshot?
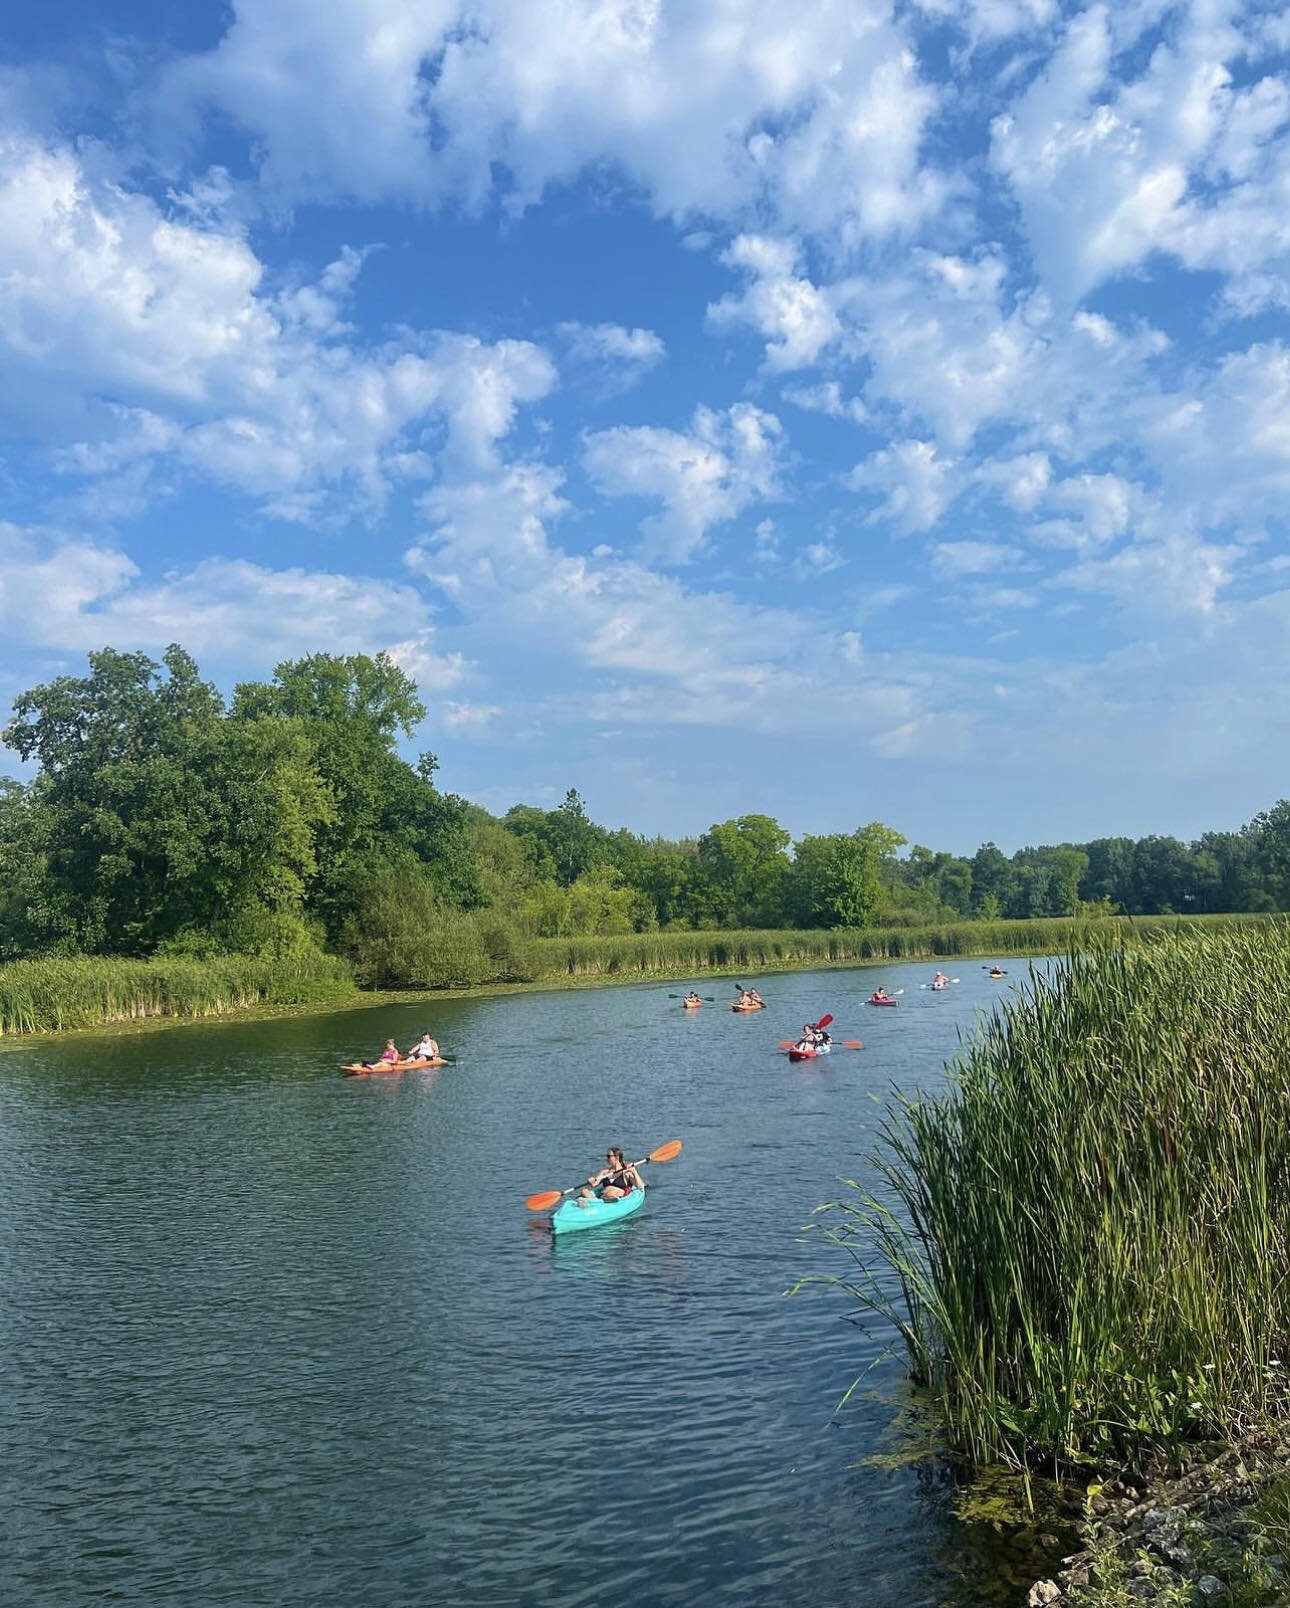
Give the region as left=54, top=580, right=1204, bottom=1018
left=0, top=962, right=1050, bottom=1606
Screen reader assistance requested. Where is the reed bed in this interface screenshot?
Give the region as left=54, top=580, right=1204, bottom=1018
left=526, top=913, right=1269, bottom=981
left=803, top=923, right=1290, bottom=1471
left=0, top=952, right=356, bottom=1035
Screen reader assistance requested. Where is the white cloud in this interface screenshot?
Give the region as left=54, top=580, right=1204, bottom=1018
left=781, top=379, right=867, bottom=422
left=930, top=540, right=1028, bottom=578
left=1053, top=530, right=1240, bottom=617
left=556, top=321, right=664, bottom=391
left=849, top=438, right=956, bottom=533
left=0, top=523, right=464, bottom=670
left=163, top=0, right=947, bottom=247
left=581, top=402, right=783, bottom=562
left=792, top=539, right=845, bottom=578
left=707, top=234, right=842, bottom=371
left=990, top=1, right=1290, bottom=309
left=0, top=130, right=556, bottom=511
left=442, top=701, right=502, bottom=730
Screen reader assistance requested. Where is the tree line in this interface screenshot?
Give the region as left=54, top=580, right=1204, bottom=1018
left=1, top=646, right=1287, bottom=979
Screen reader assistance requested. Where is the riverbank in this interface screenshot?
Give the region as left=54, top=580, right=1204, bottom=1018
left=795, top=920, right=1290, bottom=1604
left=1027, top=1436, right=1290, bottom=1605
left=0, top=911, right=1272, bottom=1038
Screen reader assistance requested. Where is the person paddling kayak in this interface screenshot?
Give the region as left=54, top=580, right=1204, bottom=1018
left=406, top=1032, right=440, bottom=1061
left=580, top=1146, right=645, bottom=1205
left=932, top=971, right=949, bottom=988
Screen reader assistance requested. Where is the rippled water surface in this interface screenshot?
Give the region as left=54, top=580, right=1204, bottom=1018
left=0, top=964, right=1042, bottom=1607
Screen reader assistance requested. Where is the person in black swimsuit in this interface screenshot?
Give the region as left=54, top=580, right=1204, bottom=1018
left=580, top=1146, right=644, bottom=1203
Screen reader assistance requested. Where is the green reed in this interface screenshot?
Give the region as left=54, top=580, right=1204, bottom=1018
left=527, top=913, right=1268, bottom=981
left=0, top=952, right=356, bottom=1035
left=801, top=923, right=1290, bottom=1471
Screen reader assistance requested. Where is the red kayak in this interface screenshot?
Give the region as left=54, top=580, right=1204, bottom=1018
left=787, top=1047, right=821, bottom=1061
left=866, top=996, right=898, bottom=1007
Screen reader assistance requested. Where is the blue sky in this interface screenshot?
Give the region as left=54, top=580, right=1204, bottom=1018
left=1, top=0, right=1289, bottom=854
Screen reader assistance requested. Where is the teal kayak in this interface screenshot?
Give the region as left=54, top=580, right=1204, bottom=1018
left=551, top=1187, right=646, bottom=1236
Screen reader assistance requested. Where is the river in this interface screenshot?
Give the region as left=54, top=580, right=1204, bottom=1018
left=0, top=962, right=1049, bottom=1607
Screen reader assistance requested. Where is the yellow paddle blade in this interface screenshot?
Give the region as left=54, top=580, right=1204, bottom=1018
left=647, top=1139, right=682, bottom=1164
left=525, top=1190, right=563, bottom=1212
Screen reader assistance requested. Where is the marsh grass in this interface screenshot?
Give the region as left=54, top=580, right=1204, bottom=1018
left=0, top=952, right=355, bottom=1035
left=800, top=923, right=1290, bottom=1470
left=527, top=912, right=1268, bottom=981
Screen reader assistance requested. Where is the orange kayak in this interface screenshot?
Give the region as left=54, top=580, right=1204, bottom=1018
left=342, top=1057, right=449, bottom=1076
left=731, top=1002, right=765, bottom=1012
left=683, top=1001, right=702, bottom=1009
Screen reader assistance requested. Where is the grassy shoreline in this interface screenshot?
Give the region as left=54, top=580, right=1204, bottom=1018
left=0, top=911, right=1273, bottom=1040
left=804, top=919, right=1290, bottom=1476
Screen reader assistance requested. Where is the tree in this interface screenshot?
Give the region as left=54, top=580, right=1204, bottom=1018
left=503, top=790, right=608, bottom=888
left=788, top=833, right=883, bottom=928
left=696, top=814, right=791, bottom=927
left=1242, top=803, right=1290, bottom=910
left=970, top=842, right=1015, bottom=919
left=2, top=647, right=331, bottom=953
left=234, top=652, right=480, bottom=933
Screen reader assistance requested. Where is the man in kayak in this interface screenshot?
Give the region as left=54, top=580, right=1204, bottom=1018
left=871, top=986, right=890, bottom=1001
left=683, top=991, right=702, bottom=1007
left=581, top=1147, right=644, bottom=1204
left=933, top=971, right=949, bottom=987
left=406, top=1032, right=440, bottom=1061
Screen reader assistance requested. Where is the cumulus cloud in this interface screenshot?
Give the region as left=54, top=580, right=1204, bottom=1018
left=161, top=0, right=947, bottom=246
left=850, top=438, right=956, bottom=533
left=581, top=403, right=784, bottom=562
left=556, top=320, right=664, bottom=391
left=990, top=1, right=1290, bottom=310
left=0, top=522, right=464, bottom=672
left=707, top=235, right=842, bottom=371
left=0, top=129, right=556, bottom=512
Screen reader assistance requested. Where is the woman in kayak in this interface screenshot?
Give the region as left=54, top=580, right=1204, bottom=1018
left=581, top=1147, right=644, bottom=1204
left=406, top=1032, right=440, bottom=1061
left=871, top=987, right=890, bottom=1001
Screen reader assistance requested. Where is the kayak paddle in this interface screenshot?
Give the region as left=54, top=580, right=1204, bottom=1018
left=525, top=1139, right=684, bottom=1212
left=778, top=1040, right=863, bottom=1049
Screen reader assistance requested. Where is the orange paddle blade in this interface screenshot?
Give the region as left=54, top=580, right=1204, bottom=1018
left=777, top=1040, right=795, bottom=1047
left=525, top=1190, right=564, bottom=1212
left=648, top=1139, right=683, bottom=1164
left=839, top=1040, right=863, bottom=1048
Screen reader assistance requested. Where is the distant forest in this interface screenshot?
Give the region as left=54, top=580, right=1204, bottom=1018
left=1, top=646, right=1286, bottom=976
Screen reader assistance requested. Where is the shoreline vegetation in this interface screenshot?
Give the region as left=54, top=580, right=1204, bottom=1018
left=0, top=911, right=1275, bottom=1038
left=6, top=645, right=1290, bottom=1050
left=800, top=921, right=1290, bottom=1606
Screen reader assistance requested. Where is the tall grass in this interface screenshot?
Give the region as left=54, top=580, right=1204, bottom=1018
left=527, top=912, right=1269, bottom=980
left=802, top=923, right=1290, bottom=1471
left=0, top=952, right=355, bottom=1035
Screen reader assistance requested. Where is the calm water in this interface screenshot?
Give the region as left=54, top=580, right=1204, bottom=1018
left=0, top=963, right=1044, bottom=1607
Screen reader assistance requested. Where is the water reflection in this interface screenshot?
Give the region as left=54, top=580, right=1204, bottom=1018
left=0, top=961, right=1047, bottom=1606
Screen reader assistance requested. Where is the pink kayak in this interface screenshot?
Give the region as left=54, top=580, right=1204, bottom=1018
left=866, top=996, right=898, bottom=1007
